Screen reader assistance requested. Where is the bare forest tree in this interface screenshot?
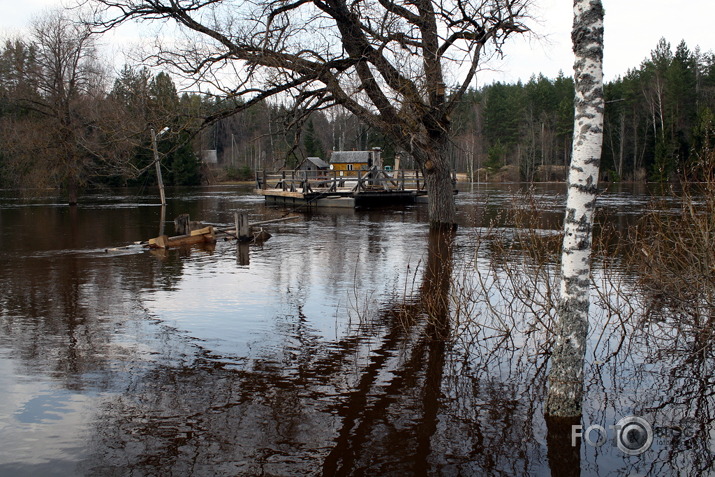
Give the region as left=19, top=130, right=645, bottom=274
left=546, top=0, right=605, bottom=418
left=2, top=11, right=114, bottom=204
left=84, top=0, right=532, bottom=226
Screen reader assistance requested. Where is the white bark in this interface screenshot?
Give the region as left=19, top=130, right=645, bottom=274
left=546, top=0, right=604, bottom=418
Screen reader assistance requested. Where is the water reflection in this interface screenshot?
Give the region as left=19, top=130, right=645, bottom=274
left=0, top=184, right=713, bottom=475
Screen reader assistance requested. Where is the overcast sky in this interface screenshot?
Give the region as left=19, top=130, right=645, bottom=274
left=2, top=0, right=714, bottom=87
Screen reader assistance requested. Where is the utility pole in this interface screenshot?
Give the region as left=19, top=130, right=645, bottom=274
left=151, top=127, right=170, bottom=206
left=232, top=133, right=236, bottom=166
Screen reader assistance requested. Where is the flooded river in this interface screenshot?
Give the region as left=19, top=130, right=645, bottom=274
left=0, top=183, right=712, bottom=476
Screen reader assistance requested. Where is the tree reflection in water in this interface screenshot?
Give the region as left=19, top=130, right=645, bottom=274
left=75, top=225, right=715, bottom=476
left=2, top=187, right=715, bottom=476
left=79, top=226, right=557, bottom=475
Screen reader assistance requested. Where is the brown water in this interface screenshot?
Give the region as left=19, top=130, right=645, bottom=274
left=0, top=183, right=711, bottom=476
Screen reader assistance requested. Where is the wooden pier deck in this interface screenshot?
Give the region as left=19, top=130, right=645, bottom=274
left=255, top=169, right=453, bottom=208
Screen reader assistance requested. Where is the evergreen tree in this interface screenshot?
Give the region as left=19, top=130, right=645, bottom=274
left=303, top=119, right=325, bottom=159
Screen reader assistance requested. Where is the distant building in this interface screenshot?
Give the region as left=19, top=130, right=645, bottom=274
left=296, top=157, right=329, bottom=171
left=329, top=148, right=382, bottom=176
left=201, top=150, right=218, bottom=164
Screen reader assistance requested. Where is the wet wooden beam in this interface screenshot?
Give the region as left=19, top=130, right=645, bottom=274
left=148, top=226, right=216, bottom=249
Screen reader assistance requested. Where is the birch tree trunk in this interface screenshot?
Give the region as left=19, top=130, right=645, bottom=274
left=546, top=0, right=604, bottom=418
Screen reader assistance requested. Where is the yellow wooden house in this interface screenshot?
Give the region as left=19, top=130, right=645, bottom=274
left=329, top=149, right=382, bottom=177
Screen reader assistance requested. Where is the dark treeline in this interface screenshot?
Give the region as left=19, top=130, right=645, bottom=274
left=2, top=20, right=715, bottom=201
left=208, top=36, right=715, bottom=183
left=0, top=14, right=390, bottom=194
left=450, top=38, right=715, bottom=182
left=0, top=13, right=213, bottom=198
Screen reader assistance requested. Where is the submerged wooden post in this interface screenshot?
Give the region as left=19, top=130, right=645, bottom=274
left=237, top=243, right=250, bottom=266
left=175, top=214, right=190, bottom=235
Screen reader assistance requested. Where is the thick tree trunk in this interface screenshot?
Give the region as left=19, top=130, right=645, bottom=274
left=421, top=151, right=457, bottom=228
left=546, top=0, right=604, bottom=418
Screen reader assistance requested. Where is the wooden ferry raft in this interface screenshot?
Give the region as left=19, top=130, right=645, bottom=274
left=255, top=169, right=456, bottom=208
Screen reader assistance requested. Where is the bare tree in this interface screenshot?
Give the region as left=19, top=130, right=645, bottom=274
left=84, top=0, right=531, bottom=226
left=28, top=11, right=108, bottom=204
left=0, top=11, right=128, bottom=204
left=546, top=0, right=605, bottom=417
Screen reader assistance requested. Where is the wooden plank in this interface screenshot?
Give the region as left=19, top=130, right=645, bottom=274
left=249, top=215, right=301, bottom=226
left=256, top=190, right=306, bottom=198
left=190, top=226, right=213, bottom=236
left=148, top=227, right=215, bottom=249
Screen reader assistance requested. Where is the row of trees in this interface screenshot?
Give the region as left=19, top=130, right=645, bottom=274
left=0, top=12, right=394, bottom=194
left=2, top=11, right=714, bottom=207
left=204, top=37, right=715, bottom=184
left=605, top=39, right=715, bottom=182
left=211, top=106, right=403, bottom=177
left=0, top=13, right=113, bottom=204
left=448, top=38, right=715, bottom=182
left=450, top=73, right=576, bottom=181
left=0, top=12, right=217, bottom=202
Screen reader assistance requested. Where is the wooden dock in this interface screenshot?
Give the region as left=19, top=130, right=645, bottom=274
left=255, top=169, right=454, bottom=208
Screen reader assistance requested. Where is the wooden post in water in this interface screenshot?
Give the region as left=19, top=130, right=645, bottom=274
left=159, top=205, right=166, bottom=237
left=151, top=128, right=167, bottom=206
left=237, top=243, right=250, bottom=266
left=175, top=214, right=190, bottom=235
left=235, top=212, right=251, bottom=242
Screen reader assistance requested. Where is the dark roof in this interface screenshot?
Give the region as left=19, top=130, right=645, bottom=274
left=306, top=157, right=329, bottom=168
left=329, top=151, right=371, bottom=164
left=296, top=157, right=329, bottom=170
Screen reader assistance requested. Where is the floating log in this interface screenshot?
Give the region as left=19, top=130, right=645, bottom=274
left=147, top=226, right=216, bottom=249
left=144, top=214, right=298, bottom=251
